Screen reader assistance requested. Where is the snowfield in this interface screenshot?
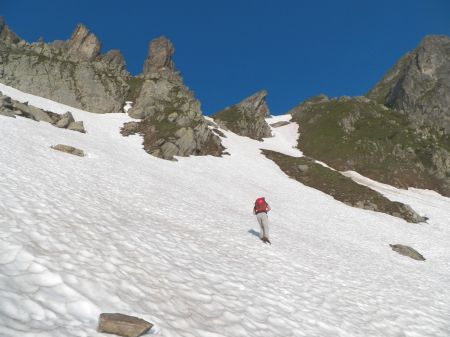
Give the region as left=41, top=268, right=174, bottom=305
left=1, top=82, right=450, bottom=337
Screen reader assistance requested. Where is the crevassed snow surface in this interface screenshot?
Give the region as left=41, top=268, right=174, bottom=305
left=1, top=82, right=450, bottom=337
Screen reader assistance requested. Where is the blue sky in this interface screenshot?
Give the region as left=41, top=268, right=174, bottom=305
left=2, top=0, right=450, bottom=115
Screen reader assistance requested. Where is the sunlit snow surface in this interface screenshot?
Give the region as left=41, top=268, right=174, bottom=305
left=1, top=82, right=450, bottom=337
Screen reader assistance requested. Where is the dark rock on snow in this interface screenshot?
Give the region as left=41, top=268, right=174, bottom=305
left=97, top=313, right=153, bottom=337
left=51, top=144, right=85, bottom=157
left=389, top=244, right=426, bottom=261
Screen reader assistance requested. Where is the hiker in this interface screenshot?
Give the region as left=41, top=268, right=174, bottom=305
left=253, top=197, right=271, bottom=244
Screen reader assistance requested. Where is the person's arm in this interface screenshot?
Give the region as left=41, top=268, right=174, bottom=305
left=266, top=204, right=271, bottom=212
left=253, top=207, right=256, bottom=215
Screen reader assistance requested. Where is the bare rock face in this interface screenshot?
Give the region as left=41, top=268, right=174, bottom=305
left=0, top=16, right=22, bottom=45
left=213, top=90, right=272, bottom=140
left=368, top=35, right=450, bottom=133
left=125, top=36, right=224, bottom=160
left=389, top=244, right=426, bottom=261
left=66, top=24, right=101, bottom=61
left=143, top=36, right=175, bottom=76
left=0, top=18, right=130, bottom=114
left=97, top=313, right=153, bottom=337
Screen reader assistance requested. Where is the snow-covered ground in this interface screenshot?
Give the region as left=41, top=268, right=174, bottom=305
left=1, top=82, right=450, bottom=337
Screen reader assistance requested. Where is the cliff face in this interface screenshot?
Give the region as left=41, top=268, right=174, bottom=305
left=212, top=90, right=272, bottom=141
left=0, top=19, right=130, bottom=113
left=367, top=35, right=450, bottom=133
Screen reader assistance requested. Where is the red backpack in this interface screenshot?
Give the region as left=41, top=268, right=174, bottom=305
left=254, top=197, right=268, bottom=213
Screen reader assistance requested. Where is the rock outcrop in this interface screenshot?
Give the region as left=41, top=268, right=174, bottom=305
left=289, top=95, right=450, bottom=197
left=0, top=17, right=130, bottom=113
left=97, top=313, right=153, bottom=337
left=0, top=93, right=86, bottom=132
left=213, top=90, right=272, bottom=140
left=123, top=36, right=224, bottom=160
left=367, top=35, right=450, bottom=133
left=263, top=150, right=425, bottom=223
left=389, top=244, right=426, bottom=261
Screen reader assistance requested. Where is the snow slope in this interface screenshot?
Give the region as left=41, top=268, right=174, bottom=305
left=1, top=82, right=450, bottom=337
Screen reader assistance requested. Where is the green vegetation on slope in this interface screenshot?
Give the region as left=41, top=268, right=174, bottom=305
left=289, top=97, right=450, bottom=196
left=262, top=150, right=424, bottom=223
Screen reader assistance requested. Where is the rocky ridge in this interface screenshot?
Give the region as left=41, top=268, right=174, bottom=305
left=289, top=95, right=450, bottom=197
left=213, top=90, right=272, bottom=140
left=0, top=18, right=130, bottom=114
left=367, top=35, right=450, bottom=133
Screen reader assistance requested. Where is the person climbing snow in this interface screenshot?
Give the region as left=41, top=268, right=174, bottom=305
left=253, top=197, right=271, bottom=244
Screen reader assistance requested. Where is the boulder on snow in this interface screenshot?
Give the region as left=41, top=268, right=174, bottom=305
left=389, top=244, right=426, bottom=261
left=67, top=121, right=86, bottom=133
left=270, top=121, right=290, bottom=128
left=97, top=313, right=153, bottom=337
left=51, top=144, right=85, bottom=157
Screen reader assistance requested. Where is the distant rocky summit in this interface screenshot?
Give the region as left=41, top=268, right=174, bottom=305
left=289, top=36, right=450, bottom=197
left=0, top=18, right=129, bottom=114
left=121, top=36, right=224, bottom=160
left=213, top=90, right=272, bottom=140
left=367, top=35, right=450, bottom=133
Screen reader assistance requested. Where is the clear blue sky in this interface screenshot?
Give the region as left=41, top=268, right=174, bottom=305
left=2, top=0, right=450, bottom=115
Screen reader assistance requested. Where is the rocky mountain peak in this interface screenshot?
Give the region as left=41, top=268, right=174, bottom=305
left=213, top=90, right=272, bottom=140
left=0, top=16, right=22, bottom=45
left=238, top=90, right=270, bottom=117
left=66, top=23, right=101, bottom=61
left=143, top=36, right=175, bottom=77
left=367, top=34, right=450, bottom=133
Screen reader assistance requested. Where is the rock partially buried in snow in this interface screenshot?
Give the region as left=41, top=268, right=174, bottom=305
left=97, top=313, right=153, bottom=337
left=390, top=244, right=426, bottom=261
left=51, top=144, right=85, bottom=157
left=270, top=121, right=290, bottom=128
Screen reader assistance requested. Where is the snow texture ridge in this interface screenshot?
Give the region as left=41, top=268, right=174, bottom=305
left=1, top=82, right=450, bottom=337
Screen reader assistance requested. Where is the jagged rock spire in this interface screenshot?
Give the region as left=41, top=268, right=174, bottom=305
left=0, top=16, right=22, bottom=45
left=213, top=90, right=272, bottom=140
left=143, top=36, right=175, bottom=77
left=66, top=24, right=101, bottom=61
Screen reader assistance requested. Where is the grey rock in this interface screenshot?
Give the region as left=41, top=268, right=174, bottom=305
left=368, top=35, right=450, bottom=133
left=389, top=244, right=426, bottom=261
left=270, top=121, right=290, bottom=128
left=13, top=101, right=54, bottom=123
left=97, top=313, right=153, bottom=337
left=51, top=144, right=85, bottom=157
left=0, top=16, right=22, bottom=45
left=213, top=90, right=272, bottom=140
left=67, top=121, right=86, bottom=133
left=0, top=19, right=130, bottom=114
left=55, top=112, right=75, bottom=128
left=143, top=36, right=175, bottom=77
left=297, top=164, right=309, bottom=173
left=101, top=49, right=126, bottom=69
left=66, top=24, right=101, bottom=61
left=124, top=36, right=223, bottom=160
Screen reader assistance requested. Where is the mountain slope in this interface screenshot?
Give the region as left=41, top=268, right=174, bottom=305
left=1, top=83, right=450, bottom=337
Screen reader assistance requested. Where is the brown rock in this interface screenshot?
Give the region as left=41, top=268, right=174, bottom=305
left=143, top=36, right=175, bottom=76
left=389, top=244, right=426, bottom=261
left=51, top=144, right=85, bottom=157
left=66, top=24, right=101, bottom=61
left=97, top=313, right=153, bottom=337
